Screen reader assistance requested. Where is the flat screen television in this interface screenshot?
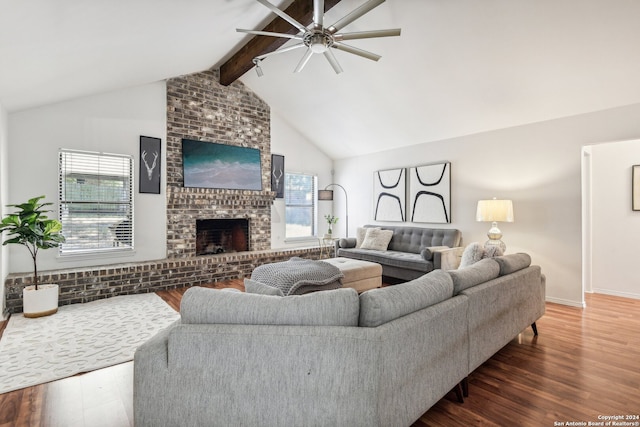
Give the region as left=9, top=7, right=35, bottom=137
left=182, top=139, right=262, bottom=190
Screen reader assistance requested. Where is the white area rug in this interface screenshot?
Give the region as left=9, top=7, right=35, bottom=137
left=0, top=293, right=180, bottom=394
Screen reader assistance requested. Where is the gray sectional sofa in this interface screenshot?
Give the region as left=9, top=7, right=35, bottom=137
left=337, top=225, right=464, bottom=280
left=134, top=253, right=545, bottom=427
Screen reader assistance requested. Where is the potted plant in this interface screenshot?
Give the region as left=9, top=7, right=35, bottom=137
left=324, top=214, right=339, bottom=239
left=0, top=196, right=65, bottom=318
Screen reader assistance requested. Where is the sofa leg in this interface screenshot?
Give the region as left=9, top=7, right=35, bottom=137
left=453, top=382, right=464, bottom=403
left=531, top=322, right=538, bottom=336
left=461, top=377, right=469, bottom=397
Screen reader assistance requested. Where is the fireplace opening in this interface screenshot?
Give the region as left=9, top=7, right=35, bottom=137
left=196, top=219, right=249, bottom=256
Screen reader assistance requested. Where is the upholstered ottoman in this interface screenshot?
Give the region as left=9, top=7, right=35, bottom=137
left=323, top=257, right=382, bottom=293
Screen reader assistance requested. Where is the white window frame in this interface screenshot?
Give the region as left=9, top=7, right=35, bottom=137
left=58, top=149, right=134, bottom=256
left=284, top=172, right=318, bottom=241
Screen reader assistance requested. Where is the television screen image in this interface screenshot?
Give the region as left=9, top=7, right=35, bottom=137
left=182, top=139, right=262, bottom=190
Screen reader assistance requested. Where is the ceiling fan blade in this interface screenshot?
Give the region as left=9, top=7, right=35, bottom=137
left=237, top=29, right=303, bottom=40
left=294, top=48, right=314, bottom=73
left=323, top=49, right=343, bottom=74
left=257, top=0, right=308, bottom=33
left=334, top=28, right=401, bottom=41
left=332, top=42, right=381, bottom=61
left=256, top=43, right=306, bottom=61
left=314, top=0, right=325, bottom=28
left=328, top=0, right=385, bottom=34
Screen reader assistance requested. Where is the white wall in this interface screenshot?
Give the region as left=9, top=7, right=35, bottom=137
left=589, top=138, right=640, bottom=299
left=7, top=82, right=167, bottom=273
left=270, top=110, right=335, bottom=248
left=0, top=102, right=8, bottom=316
left=335, top=103, right=640, bottom=307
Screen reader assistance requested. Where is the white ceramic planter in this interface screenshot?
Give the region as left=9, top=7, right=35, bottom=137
left=23, top=284, right=59, bottom=318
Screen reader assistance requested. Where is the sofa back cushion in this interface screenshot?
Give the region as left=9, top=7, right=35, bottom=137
left=181, top=286, right=359, bottom=326
left=449, top=258, right=501, bottom=295
left=494, top=253, right=532, bottom=276
left=362, top=225, right=461, bottom=254
left=358, top=269, right=454, bottom=327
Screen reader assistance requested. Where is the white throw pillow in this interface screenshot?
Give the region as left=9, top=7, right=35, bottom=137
left=356, top=227, right=380, bottom=248
left=459, top=242, right=485, bottom=268
left=483, top=245, right=504, bottom=258
left=360, top=228, right=393, bottom=251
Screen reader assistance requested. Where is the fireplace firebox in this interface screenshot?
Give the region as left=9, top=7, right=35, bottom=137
left=196, top=219, right=249, bottom=256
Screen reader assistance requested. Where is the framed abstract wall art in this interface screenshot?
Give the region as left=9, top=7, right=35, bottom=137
left=408, top=162, right=451, bottom=223
left=182, top=139, right=262, bottom=191
left=373, top=168, right=406, bottom=222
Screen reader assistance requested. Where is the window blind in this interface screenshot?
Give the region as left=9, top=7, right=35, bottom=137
left=58, top=149, right=134, bottom=255
left=285, top=173, right=317, bottom=238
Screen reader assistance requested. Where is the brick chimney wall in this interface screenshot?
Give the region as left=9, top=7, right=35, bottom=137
left=165, top=69, right=274, bottom=257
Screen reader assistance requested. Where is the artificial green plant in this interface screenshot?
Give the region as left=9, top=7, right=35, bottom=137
left=0, top=196, right=65, bottom=289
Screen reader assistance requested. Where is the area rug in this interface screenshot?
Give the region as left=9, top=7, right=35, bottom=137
left=0, top=293, right=180, bottom=394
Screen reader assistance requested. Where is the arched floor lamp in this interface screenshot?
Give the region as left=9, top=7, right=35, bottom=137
left=318, top=183, right=349, bottom=237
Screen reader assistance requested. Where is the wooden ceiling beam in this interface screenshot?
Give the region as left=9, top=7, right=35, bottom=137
left=219, top=0, right=342, bottom=86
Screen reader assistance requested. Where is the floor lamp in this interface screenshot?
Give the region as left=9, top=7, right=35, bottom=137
left=318, top=184, right=349, bottom=237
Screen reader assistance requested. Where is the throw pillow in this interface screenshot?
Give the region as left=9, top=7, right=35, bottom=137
left=459, top=242, right=485, bottom=268
left=483, top=245, right=504, bottom=258
left=356, top=226, right=379, bottom=248
left=360, top=228, right=393, bottom=251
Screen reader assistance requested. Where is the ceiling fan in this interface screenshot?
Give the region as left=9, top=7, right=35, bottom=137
left=237, top=0, right=401, bottom=75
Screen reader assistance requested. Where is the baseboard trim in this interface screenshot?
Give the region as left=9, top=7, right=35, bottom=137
left=591, top=288, right=640, bottom=300
left=545, top=296, right=586, bottom=308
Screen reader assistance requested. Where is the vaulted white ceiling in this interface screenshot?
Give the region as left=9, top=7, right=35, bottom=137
left=2, top=0, right=640, bottom=159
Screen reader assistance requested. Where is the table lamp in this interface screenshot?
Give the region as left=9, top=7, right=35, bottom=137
left=476, top=198, right=514, bottom=252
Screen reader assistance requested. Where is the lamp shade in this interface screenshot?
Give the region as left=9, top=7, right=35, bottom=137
left=318, top=190, right=334, bottom=201
left=476, top=199, right=514, bottom=222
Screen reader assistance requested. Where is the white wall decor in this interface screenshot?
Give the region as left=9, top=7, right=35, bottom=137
left=409, top=162, right=451, bottom=223
left=373, top=168, right=406, bottom=222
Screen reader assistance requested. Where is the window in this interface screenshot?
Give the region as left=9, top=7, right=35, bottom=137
left=58, top=149, right=134, bottom=255
left=285, top=172, right=317, bottom=239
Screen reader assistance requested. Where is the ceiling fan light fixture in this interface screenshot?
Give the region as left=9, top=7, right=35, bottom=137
left=239, top=0, right=400, bottom=75
left=305, top=32, right=331, bottom=53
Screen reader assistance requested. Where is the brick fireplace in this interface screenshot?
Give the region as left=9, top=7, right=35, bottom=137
left=165, top=69, right=274, bottom=258
left=196, top=218, right=249, bottom=255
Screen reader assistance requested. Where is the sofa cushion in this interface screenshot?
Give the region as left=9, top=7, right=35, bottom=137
left=181, top=286, right=359, bottom=326
left=459, top=242, right=485, bottom=268
left=494, top=253, right=532, bottom=276
left=338, top=248, right=434, bottom=273
left=360, top=228, right=393, bottom=250
left=385, top=226, right=462, bottom=253
left=358, top=269, right=454, bottom=327
left=244, top=278, right=285, bottom=296
left=420, top=246, right=449, bottom=261
left=449, top=258, right=500, bottom=295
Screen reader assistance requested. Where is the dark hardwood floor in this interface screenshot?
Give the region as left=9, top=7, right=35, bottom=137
left=1, top=282, right=639, bottom=427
